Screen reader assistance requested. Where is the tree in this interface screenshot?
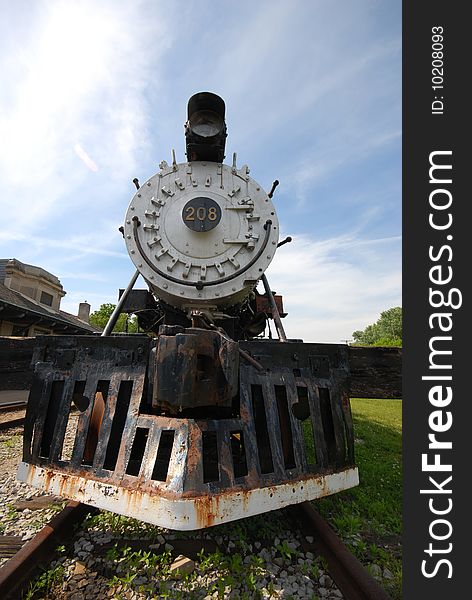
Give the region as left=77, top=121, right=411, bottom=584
left=89, top=303, right=139, bottom=333
left=352, top=307, right=402, bottom=347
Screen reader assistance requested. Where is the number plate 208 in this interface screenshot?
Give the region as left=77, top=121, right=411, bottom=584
left=182, top=197, right=222, bottom=232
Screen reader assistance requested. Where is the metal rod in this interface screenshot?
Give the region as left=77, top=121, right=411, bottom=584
left=268, top=179, right=279, bottom=198
left=102, top=269, right=140, bottom=336
left=238, top=347, right=265, bottom=371
left=260, top=273, right=288, bottom=342
left=277, top=236, right=292, bottom=248
left=201, top=318, right=267, bottom=372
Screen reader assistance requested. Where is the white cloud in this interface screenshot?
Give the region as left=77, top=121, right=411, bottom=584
left=0, top=230, right=128, bottom=259
left=264, top=232, right=401, bottom=342
left=0, top=0, right=173, bottom=226
left=287, top=129, right=401, bottom=208
left=74, top=144, right=98, bottom=172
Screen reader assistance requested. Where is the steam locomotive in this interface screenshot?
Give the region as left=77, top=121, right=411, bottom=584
left=18, top=93, right=359, bottom=529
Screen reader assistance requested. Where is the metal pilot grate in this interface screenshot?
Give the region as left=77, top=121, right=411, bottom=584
left=22, top=336, right=150, bottom=477
left=237, top=366, right=353, bottom=484
left=21, top=335, right=356, bottom=528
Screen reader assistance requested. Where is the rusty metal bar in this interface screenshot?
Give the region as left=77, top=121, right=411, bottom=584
left=238, top=347, right=265, bottom=371
left=205, top=322, right=266, bottom=372
left=293, top=502, right=391, bottom=600
left=0, top=501, right=95, bottom=600
left=260, top=274, right=288, bottom=342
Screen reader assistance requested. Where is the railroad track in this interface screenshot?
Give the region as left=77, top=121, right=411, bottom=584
left=0, top=502, right=391, bottom=600
left=0, top=401, right=28, bottom=413
left=0, top=414, right=26, bottom=432
left=0, top=502, right=94, bottom=600
left=0, top=400, right=27, bottom=432
left=0, top=416, right=26, bottom=432
left=289, top=503, right=391, bottom=600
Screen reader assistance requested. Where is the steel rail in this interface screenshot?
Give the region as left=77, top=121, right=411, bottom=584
left=291, top=502, right=391, bottom=600
left=0, top=501, right=95, bottom=600
left=0, top=417, right=25, bottom=432
left=0, top=401, right=28, bottom=413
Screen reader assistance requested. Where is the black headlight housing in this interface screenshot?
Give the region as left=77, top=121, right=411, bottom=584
left=185, top=92, right=227, bottom=163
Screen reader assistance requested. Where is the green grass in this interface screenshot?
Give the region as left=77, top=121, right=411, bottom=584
left=23, top=564, right=65, bottom=600
left=317, top=398, right=402, bottom=598
left=0, top=434, right=22, bottom=449
left=82, top=510, right=163, bottom=538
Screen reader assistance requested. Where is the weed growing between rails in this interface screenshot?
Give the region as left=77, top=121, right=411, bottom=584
left=27, top=506, right=344, bottom=599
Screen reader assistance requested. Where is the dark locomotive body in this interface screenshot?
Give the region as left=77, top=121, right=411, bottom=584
left=18, top=93, right=359, bottom=529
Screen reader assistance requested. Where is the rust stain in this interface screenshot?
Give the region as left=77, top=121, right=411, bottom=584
left=240, top=488, right=251, bottom=512
left=193, top=494, right=220, bottom=529
left=184, top=422, right=201, bottom=486
left=44, top=469, right=53, bottom=491
left=21, top=461, right=357, bottom=530
left=123, top=486, right=145, bottom=513
left=25, top=466, right=34, bottom=486
left=83, top=391, right=106, bottom=464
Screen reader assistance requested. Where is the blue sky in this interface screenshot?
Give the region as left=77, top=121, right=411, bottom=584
left=0, top=0, right=401, bottom=342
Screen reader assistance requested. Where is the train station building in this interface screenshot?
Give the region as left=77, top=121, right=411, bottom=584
left=0, top=258, right=98, bottom=337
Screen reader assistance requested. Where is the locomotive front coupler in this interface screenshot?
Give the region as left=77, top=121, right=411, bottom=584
left=151, top=324, right=239, bottom=416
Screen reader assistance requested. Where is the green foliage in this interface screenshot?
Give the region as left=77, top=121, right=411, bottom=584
left=1, top=434, right=22, bottom=449
left=24, top=564, right=65, bottom=600
left=105, top=545, right=173, bottom=594
left=196, top=548, right=265, bottom=597
left=89, top=303, right=139, bottom=333
left=309, top=562, right=320, bottom=580
left=352, top=307, right=402, bottom=346
left=1, top=503, right=19, bottom=533
left=275, top=540, right=298, bottom=562
left=332, top=513, right=363, bottom=535
left=373, top=336, right=402, bottom=347
left=83, top=510, right=160, bottom=538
